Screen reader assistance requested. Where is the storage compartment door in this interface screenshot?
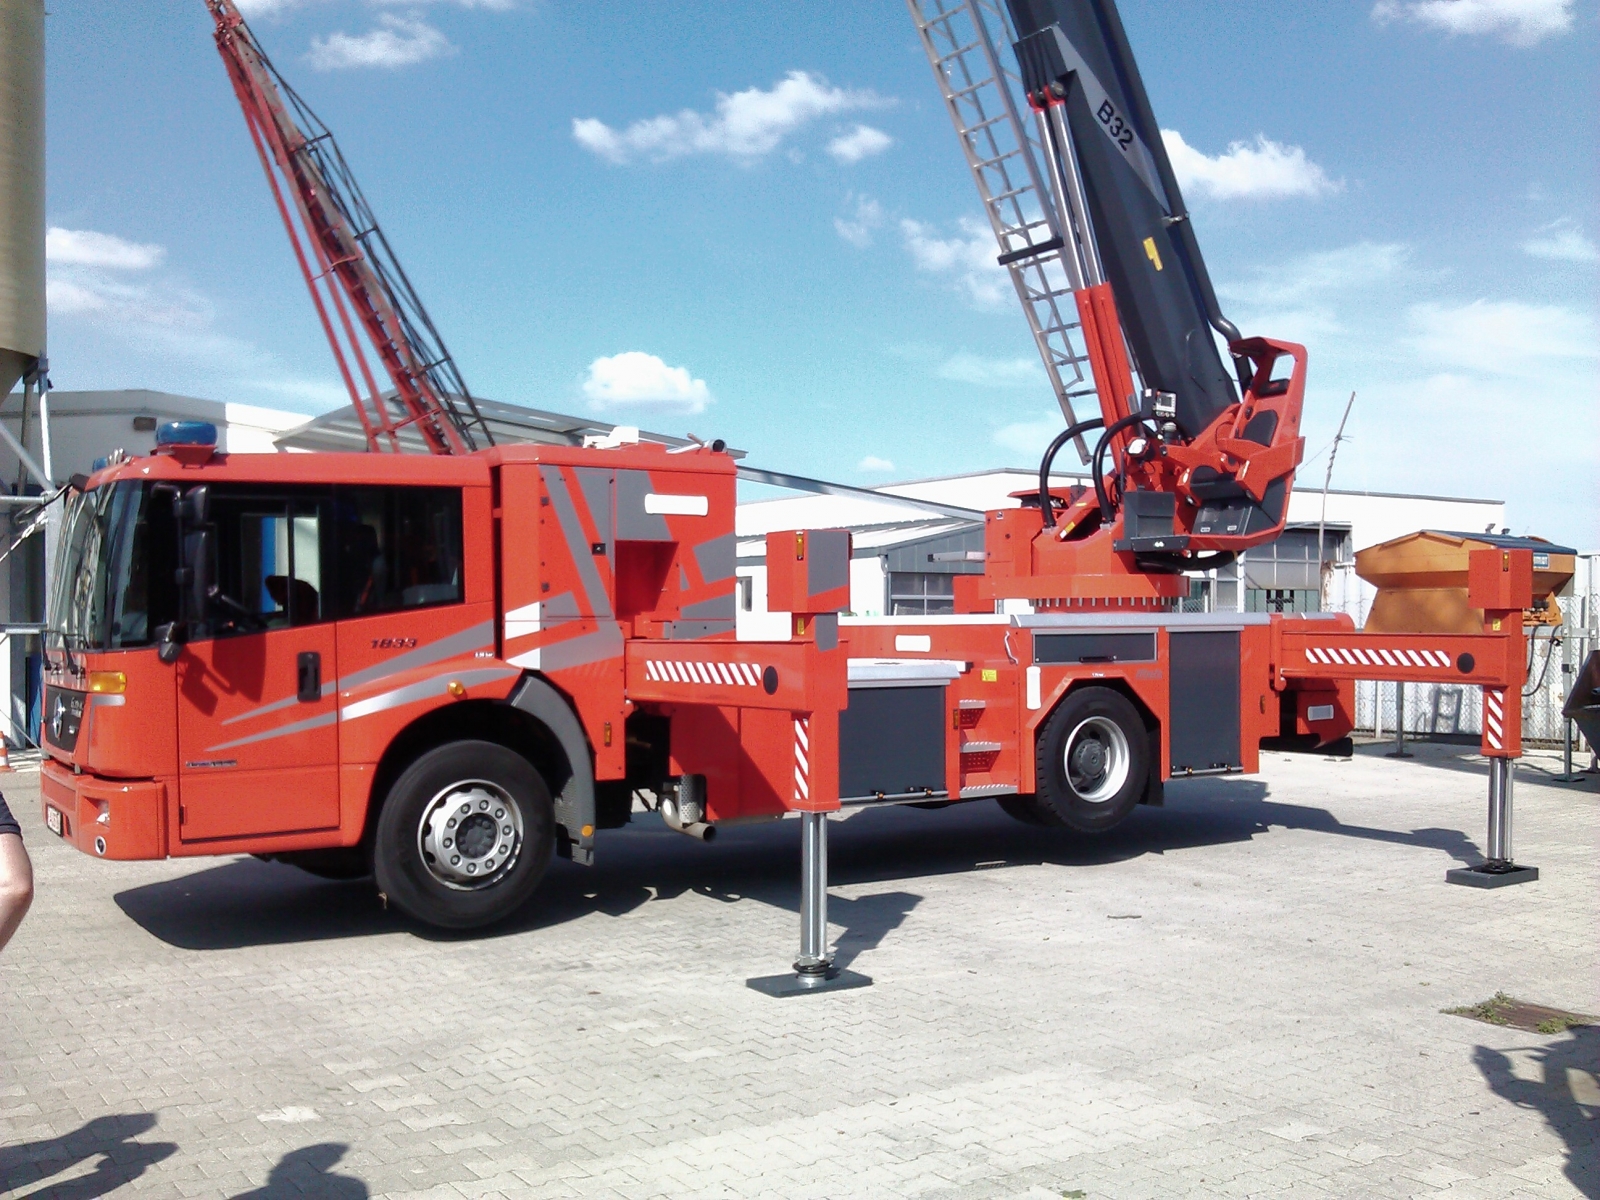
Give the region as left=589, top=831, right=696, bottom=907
left=1168, top=631, right=1241, bottom=772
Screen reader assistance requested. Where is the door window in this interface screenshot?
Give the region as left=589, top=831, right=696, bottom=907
left=334, top=487, right=463, bottom=617
left=203, top=490, right=330, bottom=637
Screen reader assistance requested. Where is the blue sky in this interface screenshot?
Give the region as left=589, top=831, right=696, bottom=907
left=41, top=0, right=1599, bottom=545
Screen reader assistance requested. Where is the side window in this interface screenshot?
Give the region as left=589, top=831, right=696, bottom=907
left=205, top=489, right=329, bottom=637
left=335, top=487, right=463, bottom=618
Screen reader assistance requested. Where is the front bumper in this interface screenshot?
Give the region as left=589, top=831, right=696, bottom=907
left=40, top=759, right=169, bottom=860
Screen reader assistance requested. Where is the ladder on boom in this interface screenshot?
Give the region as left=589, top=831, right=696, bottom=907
left=209, top=0, right=494, bottom=456
left=907, top=0, right=1099, bottom=459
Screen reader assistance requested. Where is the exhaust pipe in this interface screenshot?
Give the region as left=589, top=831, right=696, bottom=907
left=660, top=775, right=717, bottom=842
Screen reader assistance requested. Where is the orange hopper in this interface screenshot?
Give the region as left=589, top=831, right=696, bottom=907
left=1355, top=531, right=1576, bottom=634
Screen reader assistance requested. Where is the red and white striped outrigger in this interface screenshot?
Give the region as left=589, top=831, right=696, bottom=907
left=1273, top=547, right=1535, bottom=885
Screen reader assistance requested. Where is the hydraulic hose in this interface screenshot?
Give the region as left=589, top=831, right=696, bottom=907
left=1037, top=417, right=1104, bottom=528
left=1091, top=413, right=1154, bottom=523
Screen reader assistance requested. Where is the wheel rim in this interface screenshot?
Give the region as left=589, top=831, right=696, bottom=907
left=417, top=779, right=523, bottom=890
left=1062, top=716, right=1130, bottom=804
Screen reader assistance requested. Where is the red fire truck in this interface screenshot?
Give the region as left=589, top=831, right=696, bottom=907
left=39, top=0, right=1535, bottom=988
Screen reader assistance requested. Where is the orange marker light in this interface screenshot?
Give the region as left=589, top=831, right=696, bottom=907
left=87, top=671, right=126, bottom=694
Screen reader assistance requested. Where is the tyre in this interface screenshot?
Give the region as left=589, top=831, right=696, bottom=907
left=1030, top=687, right=1150, bottom=833
left=373, top=740, right=555, bottom=930
left=997, top=795, right=1052, bottom=826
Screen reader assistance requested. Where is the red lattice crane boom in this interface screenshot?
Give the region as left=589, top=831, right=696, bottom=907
left=208, top=0, right=493, bottom=455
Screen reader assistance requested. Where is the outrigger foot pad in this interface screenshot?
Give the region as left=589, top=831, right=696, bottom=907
left=1446, top=863, right=1539, bottom=888
left=746, top=968, right=873, bottom=998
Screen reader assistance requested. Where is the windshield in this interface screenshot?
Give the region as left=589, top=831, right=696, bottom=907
left=48, top=482, right=177, bottom=652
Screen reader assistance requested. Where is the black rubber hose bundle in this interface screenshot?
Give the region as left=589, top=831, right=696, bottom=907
left=1037, top=417, right=1104, bottom=528
left=1090, top=412, right=1155, bottom=523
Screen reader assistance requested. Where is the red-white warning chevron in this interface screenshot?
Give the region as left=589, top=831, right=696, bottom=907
left=1483, top=687, right=1505, bottom=752
left=1304, top=645, right=1454, bottom=669
left=793, top=716, right=810, bottom=805
left=643, top=659, right=764, bottom=686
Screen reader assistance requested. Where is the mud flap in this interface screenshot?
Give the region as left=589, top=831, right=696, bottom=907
left=508, top=675, right=597, bottom=865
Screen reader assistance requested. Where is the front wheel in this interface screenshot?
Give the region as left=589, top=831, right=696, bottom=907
left=1030, top=687, right=1150, bottom=833
left=374, top=740, right=555, bottom=930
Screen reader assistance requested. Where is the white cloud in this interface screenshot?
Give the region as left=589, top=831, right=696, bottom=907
left=243, top=376, right=351, bottom=407
left=582, top=351, right=711, bottom=413
left=573, top=71, right=886, bottom=165
left=857, top=455, right=895, bottom=472
left=1404, top=299, right=1598, bottom=376
left=993, top=413, right=1077, bottom=457
left=1218, top=241, right=1409, bottom=342
left=1371, top=0, right=1573, bottom=46
left=1222, top=241, right=1407, bottom=308
left=834, top=194, right=883, bottom=248
left=234, top=0, right=306, bottom=14
left=46, top=227, right=164, bottom=271
left=240, top=0, right=514, bottom=16
left=1522, top=218, right=1599, bottom=263
left=900, top=216, right=1007, bottom=308
left=827, top=125, right=892, bottom=164
left=936, top=352, right=1041, bottom=388
left=371, top=0, right=514, bottom=7
left=1162, top=129, right=1339, bottom=201
left=308, top=14, right=453, bottom=71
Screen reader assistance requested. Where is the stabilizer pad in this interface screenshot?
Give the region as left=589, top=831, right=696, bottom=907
left=1446, top=864, right=1539, bottom=888
left=745, top=969, right=873, bottom=998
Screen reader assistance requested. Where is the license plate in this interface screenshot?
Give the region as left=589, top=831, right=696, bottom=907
left=45, top=806, right=62, bottom=836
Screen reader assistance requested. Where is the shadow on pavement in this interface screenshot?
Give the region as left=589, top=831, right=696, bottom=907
left=1471, top=1024, right=1600, bottom=1198
left=1349, top=739, right=1600, bottom=794
left=232, top=1143, right=368, bottom=1199
left=0, top=1113, right=177, bottom=1198
left=114, top=772, right=1492, bottom=951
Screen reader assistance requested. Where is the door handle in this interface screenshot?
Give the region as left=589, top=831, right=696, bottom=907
left=297, top=651, right=322, bottom=703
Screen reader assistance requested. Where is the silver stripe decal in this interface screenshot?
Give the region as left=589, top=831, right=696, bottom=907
left=206, top=710, right=337, bottom=752
left=538, top=625, right=624, bottom=673
left=221, top=620, right=495, bottom=726
left=541, top=465, right=615, bottom=620
left=340, top=621, right=496, bottom=692
left=693, top=532, right=737, bottom=584
left=342, top=667, right=518, bottom=722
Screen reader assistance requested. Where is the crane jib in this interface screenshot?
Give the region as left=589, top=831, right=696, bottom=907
left=1012, top=24, right=1168, bottom=218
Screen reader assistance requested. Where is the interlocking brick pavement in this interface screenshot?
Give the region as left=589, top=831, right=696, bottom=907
left=1, top=741, right=1595, bottom=1198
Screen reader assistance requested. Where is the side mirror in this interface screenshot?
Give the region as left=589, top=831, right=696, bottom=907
left=155, top=622, right=187, bottom=665
left=181, top=484, right=210, bottom=526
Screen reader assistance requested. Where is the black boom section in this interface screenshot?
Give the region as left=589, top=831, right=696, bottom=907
left=1006, top=0, right=1239, bottom=437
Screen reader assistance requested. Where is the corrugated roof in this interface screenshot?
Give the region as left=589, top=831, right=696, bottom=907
left=275, top=393, right=743, bottom=457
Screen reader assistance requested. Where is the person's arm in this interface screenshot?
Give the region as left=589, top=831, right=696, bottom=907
left=0, top=793, right=33, bottom=951
left=0, top=835, right=32, bottom=950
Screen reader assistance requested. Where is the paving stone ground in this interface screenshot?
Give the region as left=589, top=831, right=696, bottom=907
left=1, top=740, right=1596, bottom=1199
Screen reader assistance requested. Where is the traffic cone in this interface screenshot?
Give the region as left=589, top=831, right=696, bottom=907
left=0, top=739, right=14, bottom=773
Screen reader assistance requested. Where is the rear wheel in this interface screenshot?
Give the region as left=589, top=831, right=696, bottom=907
left=1027, top=687, right=1149, bottom=833
left=374, top=740, right=555, bottom=930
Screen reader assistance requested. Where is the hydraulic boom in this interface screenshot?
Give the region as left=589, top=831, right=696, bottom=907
left=912, top=0, right=1307, bottom=604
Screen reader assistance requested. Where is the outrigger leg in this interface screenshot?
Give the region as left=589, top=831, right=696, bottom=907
left=747, top=812, right=872, bottom=996
left=1447, top=757, right=1538, bottom=887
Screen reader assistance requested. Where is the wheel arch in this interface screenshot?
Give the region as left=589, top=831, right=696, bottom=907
left=363, top=674, right=596, bottom=863
left=1036, top=677, right=1164, bottom=806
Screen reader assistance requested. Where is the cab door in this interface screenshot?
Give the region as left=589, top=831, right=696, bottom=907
left=175, top=487, right=341, bottom=844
